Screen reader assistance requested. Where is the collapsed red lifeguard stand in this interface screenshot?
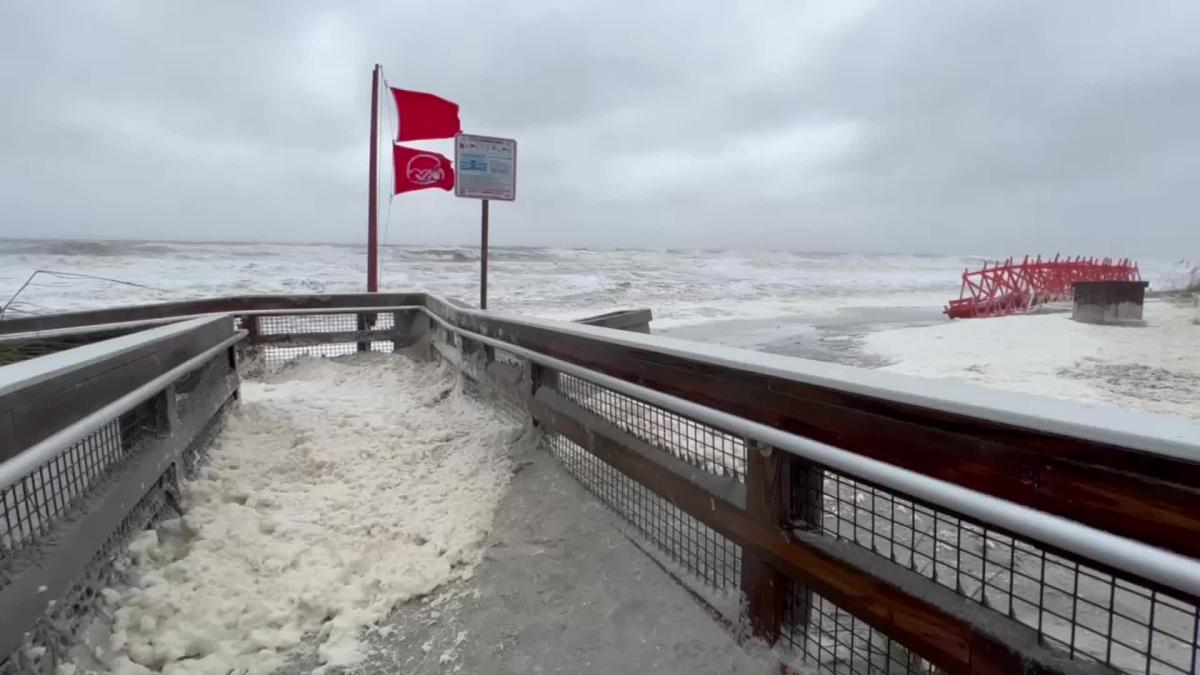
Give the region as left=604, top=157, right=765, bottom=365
left=945, top=255, right=1141, bottom=318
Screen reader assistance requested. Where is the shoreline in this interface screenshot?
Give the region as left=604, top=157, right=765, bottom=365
left=862, top=297, right=1200, bottom=419
left=659, top=303, right=947, bottom=367
left=662, top=297, right=1199, bottom=420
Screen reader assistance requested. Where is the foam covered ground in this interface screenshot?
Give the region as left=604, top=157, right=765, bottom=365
left=64, top=355, right=781, bottom=675
left=283, top=447, right=784, bottom=675
left=66, top=355, right=521, bottom=674
left=862, top=298, right=1200, bottom=418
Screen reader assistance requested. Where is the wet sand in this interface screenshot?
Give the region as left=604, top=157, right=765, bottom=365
left=659, top=304, right=946, bottom=367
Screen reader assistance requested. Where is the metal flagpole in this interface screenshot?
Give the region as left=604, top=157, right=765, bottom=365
left=366, top=64, right=381, bottom=293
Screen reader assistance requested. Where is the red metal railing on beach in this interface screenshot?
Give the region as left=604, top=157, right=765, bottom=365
left=945, top=254, right=1141, bottom=318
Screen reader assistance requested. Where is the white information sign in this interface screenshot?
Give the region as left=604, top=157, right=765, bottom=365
left=454, top=133, right=517, bottom=201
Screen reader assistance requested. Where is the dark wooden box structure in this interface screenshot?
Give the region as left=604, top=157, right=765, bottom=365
left=1072, top=280, right=1150, bottom=325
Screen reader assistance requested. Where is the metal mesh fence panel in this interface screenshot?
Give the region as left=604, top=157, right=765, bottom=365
left=545, top=432, right=741, bottom=592
left=255, top=312, right=395, bottom=335
left=798, top=467, right=1200, bottom=675
left=0, top=396, right=233, bottom=675
left=544, top=371, right=1199, bottom=674
left=0, top=470, right=175, bottom=675
left=543, top=375, right=975, bottom=674
left=784, top=586, right=937, bottom=675
left=251, top=341, right=395, bottom=370
left=1, top=471, right=176, bottom=675
left=541, top=396, right=948, bottom=675
left=1, top=399, right=156, bottom=575
left=556, top=373, right=746, bottom=482
left=241, top=311, right=400, bottom=371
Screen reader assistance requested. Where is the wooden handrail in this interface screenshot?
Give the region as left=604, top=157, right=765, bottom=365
left=0, top=316, right=239, bottom=463
left=5, top=293, right=1195, bottom=562
left=0, top=293, right=427, bottom=335
left=440, top=299, right=1200, bottom=564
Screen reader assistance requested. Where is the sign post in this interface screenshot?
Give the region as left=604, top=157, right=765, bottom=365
left=455, top=133, right=516, bottom=309
left=480, top=199, right=489, bottom=309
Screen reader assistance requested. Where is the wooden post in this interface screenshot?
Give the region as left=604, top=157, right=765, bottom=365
left=356, top=312, right=369, bottom=353
left=530, top=362, right=559, bottom=394
left=741, top=440, right=790, bottom=644
left=243, top=314, right=260, bottom=343
left=528, top=363, right=560, bottom=419
left=460, top=336, right=483, bottom=380
left=789, top=461, right=824, bottom=634
left=391, top=311, right=404, bottom=352
left=154, top=384, right=178, bottom=439
left=243, top=314, right=261, bottom=363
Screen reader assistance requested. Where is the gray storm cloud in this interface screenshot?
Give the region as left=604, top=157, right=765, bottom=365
left=1, top=1, right=1197, bottom=257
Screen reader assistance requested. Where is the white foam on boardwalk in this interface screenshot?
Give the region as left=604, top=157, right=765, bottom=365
left=72, top=354, right=519, bottom=675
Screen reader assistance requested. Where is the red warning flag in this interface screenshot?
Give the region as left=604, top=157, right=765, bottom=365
left=393, top=144, right=455, bottom=195
left=390, top=87, right=461, bottom=141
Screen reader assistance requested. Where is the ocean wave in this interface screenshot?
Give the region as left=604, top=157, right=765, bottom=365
left=392, top=247, right=479, bottom=263
left=0, top=240, right=178, bottom=257
left=11, top=240, right=1173, bottom=327
left=386, top=246, right=588, bottom=263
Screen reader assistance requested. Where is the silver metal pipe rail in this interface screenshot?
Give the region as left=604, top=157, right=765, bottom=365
left=2, top=292, right=1193, bottom=458
left=420, top=306, right=1200, bottom=601
left=0, top=330, right=244, bottom=492
left=442, top=303, right=1200, bottom=462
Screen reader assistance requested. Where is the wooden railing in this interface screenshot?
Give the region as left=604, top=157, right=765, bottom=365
left=0, top=316, right=243, bottom=668
left=2, top=294, right=1198, bottom=674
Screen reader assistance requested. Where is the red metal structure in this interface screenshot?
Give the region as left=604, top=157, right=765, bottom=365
left=945, top=255, right=1140, bottom=318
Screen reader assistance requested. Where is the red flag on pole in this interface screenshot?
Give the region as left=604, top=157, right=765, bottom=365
left=393, top=144, right=455, bottom=194
left=390, top=87, right=461, bottom=141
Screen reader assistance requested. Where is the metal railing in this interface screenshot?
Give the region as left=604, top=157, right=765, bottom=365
left=0, top=316, right=243, bottom=673
left=1, top=293, right=1197, bottom=675
left=425, top=294, right=1200, bottom=675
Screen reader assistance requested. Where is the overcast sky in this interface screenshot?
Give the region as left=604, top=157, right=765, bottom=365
left=1, top=1, right=1198, bottom=256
